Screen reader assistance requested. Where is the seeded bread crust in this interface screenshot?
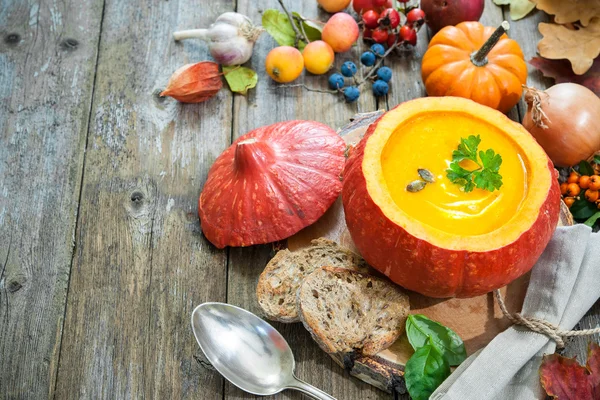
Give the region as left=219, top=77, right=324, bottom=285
left=256, top=238, right=369, bottom=323
left=297, top=266, right=410, bottom=357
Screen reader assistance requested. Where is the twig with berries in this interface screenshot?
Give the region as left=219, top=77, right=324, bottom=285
left=328, top=6, right=426, bottom=102
left=273, top=3, right=426, bottom=103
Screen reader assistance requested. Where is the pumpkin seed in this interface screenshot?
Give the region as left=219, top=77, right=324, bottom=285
left=418, top=168, right=435, bottom=183
left=406, top=180, right=427, bottom=192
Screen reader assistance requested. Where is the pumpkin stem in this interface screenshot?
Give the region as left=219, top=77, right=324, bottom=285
left=234, top=138, right=275, bottom=172
left=523, top=85, right=551, bottom=129
left=470, top=21, right=510, bottom=67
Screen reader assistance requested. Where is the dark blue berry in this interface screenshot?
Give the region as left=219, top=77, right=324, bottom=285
left=360, top=51, right=376, bottom=67
left=343, top=86, right=360, bottom=103
left=372, top=80, right=389, bottom=97
left=370, top=43, right=385, bottom=56
left=328, top=73, right=345, bottom=90
left=376, top=66, right=392, bottom=82
left=341, top=61, right=358, bottom=77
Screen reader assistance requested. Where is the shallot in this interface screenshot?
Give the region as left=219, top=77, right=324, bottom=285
left=522, top=83, right=600, bottom=167
left=173, top=12, right=263, bottom=66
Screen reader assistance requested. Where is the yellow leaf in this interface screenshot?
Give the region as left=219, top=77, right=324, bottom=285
left=493, top=0, right=536, bottom=21
left=538, top=18, right=600, bottom=75
left=536, top=0, right=600, bottom=26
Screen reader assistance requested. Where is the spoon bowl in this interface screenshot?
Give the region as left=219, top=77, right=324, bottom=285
left=191, top=302, right=336, bottom=399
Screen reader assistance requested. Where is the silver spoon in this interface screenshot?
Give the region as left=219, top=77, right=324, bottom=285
left=191, top=302, right=337, bottom=400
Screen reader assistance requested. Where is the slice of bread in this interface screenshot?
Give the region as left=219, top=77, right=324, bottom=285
left=257, top=238, right=370, bottom=323
left=297, top=266, right=410, bottom=359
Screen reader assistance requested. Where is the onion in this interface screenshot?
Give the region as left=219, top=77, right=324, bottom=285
left=522, top=83, right=600, bottom=167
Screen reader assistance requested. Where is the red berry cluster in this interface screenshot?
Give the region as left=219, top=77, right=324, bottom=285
left=362, top=6, right=425, bottom=47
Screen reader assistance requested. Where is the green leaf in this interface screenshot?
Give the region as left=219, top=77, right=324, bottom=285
left=446, top=135, right=503, bottom=193
left=223, top=66, right=258, bottom=95
left=262, top=9, right=296, bottom=47
left=292, top=12, right=322, bottom=43
left=405, top=340, right=451, bottom=400
left=479, top=149, right=502, bottom=172
left=261, top=10, right=320, bottom=51
left=594, top=155, right=600, bottom=164
left=473, top=168, right=503, bottom=192
left=570, top=195, right=598, bottom=220
left=493, top=0, right=536, bottom=20
left=584, top=211, right=600, bottom=227
left=406, top=314, right=467, bottom=366
left=579, top=160, right=595, bottom=176
left=452, top=135, right=481, bottom=163
left=446, top=163, right=474, bottom=192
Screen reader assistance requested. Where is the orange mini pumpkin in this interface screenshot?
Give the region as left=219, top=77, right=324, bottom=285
left=421, top=21, right=527, bottom=113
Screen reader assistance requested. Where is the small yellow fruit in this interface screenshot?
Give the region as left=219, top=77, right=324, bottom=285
left=265, top=46, right=304, bottom=83
left=317, top=0, right=351, bottom=13
left=302, top=41, right=335, bottom=75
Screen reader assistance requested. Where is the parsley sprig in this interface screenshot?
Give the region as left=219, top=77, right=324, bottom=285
left=446, top=135, right=503, bottom=193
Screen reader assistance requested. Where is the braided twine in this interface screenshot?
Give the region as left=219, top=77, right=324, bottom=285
left=494, top=289, right=600, bottom=348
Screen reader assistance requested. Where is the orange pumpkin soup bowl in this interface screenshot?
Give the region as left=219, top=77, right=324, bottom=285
left=342, top=97, right=560, bottom=298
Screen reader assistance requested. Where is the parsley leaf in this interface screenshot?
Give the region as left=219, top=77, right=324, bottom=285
left=452, top=135, right=481, bottom=163
left=446, top=136, right=503, bottom=193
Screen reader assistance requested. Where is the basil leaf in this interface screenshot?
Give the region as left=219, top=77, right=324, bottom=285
left=579, top=160, right=595, bottom=176
left=223, top=66, right=257, bottom=95
left=570, top=195, right=598, bottom=220
left=584, top=211, right=600, bottom=228
left=405, top=340, right=451, bottom=400
left=406, top=314, right=467, bottom=366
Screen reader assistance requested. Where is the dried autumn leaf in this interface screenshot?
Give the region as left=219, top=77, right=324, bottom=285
left=493, top=0, right=536, bottom=21
left=536, top=0, right=600, bottom=26
left=530, top=57, right=600, bottom=96
left=538, top=18, right=600, bottom=75
left=160, top=61, right=222, bottom=103
left=539, top=342, right=600, bottom=400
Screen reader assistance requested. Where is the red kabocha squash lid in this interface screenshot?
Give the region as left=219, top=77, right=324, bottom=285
left=199, top=120, right=346, bottom=248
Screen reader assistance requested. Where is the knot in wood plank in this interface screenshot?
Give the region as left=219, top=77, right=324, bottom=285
left=60, top=38, right=79, bottom=51
left=3, top=274, right=26, bottom=293
left=125, top=177, right=158, bottom=245
left=4, top=33, right=20, bottom=45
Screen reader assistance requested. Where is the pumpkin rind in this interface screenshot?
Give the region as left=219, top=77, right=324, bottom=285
left=342, top=97, right=560, bottom=298
left=199, top=120, right=345, bottom=248
left=421, top=22, right=527, bottom=113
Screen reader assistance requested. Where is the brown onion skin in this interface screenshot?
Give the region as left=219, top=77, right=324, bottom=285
left=522, top=83, right=600, bottom=167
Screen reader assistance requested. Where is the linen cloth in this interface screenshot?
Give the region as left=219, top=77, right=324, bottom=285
left=431, top=225, right=600, bottom=400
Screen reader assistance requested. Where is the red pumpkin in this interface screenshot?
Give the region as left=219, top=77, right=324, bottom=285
left=342, top=97, right=560, bottom=298
left=199, top=121, right=345, bottom=248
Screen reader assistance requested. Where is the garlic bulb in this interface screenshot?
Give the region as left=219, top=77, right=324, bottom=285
left=173, top=12, right=263, bottom=66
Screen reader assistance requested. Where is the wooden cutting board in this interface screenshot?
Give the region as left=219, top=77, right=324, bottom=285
left=286, top=112, right=574, bottom=393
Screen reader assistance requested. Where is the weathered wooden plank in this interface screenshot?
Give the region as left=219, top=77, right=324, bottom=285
left=225, top=1, right=387, bottom=399
left=0, top=0, right=103, bottom=397
left=53, top=0, right=233, bottom=398
left=385, top=3, right=429, bottom=110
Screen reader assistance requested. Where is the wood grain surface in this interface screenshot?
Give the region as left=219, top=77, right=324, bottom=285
left=0, top=0, right=104, bottom=398
left=0, top=0, right=598, bottom=399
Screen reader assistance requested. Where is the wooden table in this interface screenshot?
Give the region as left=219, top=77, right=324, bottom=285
left=0, top=0, right=598, bottom=398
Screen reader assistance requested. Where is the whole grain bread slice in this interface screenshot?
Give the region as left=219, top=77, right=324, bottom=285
left=257, top=238, right=370, bottom=323
left=297, top=266, right=410, bottom=359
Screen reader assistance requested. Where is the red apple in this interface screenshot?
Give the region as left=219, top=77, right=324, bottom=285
left=421, top=0, right=484, bottom=33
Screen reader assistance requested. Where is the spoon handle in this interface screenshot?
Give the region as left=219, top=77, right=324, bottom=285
left=288, top=377, right=337, bottom=400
